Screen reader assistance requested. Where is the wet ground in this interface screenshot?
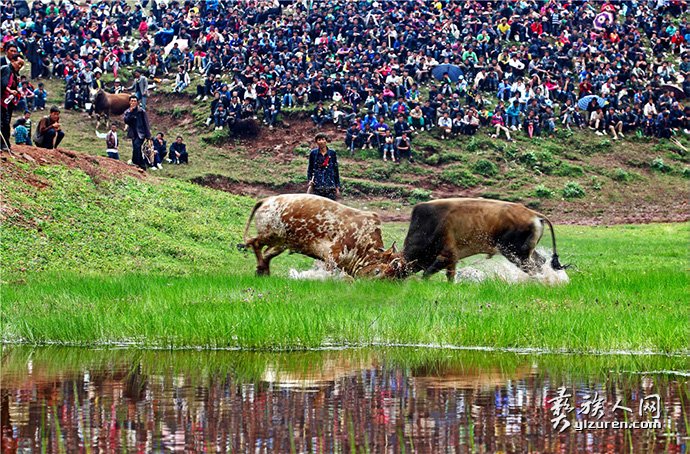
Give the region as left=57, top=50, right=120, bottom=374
left=1, top=347, right=688, bottom=453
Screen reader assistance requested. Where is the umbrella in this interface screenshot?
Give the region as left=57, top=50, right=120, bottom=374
left=577, top=95, right=606, bottom=110
left=164, top=38, right=189, bottom=56
left=658, top=84, right=686, bottom=100
left=593, top=11, right=614, bottom=30
left=432, top=64, right=464, bottom=82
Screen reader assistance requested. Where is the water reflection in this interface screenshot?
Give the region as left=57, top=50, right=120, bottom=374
left=1, top=347, right=688, bottom=453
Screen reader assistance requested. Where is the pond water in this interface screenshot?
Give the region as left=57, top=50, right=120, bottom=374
left=1, top=347, right=688, bottom=453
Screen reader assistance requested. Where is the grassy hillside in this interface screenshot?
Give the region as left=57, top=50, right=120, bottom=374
left=1, top=159, right=688, bottom=353
left=39, top=77, right=689, bottom=223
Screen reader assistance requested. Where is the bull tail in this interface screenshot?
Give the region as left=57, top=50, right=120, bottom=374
left=539, top=216, right=568, bottom=270
left=236, top=199, right=264, bottom=252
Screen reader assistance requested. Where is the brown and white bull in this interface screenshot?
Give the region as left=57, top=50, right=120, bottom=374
left=402, top=198, right=567, bottom=281
left=239, top=194, right=404, bottom=278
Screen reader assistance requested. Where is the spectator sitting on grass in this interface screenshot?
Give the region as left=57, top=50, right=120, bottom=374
left=604, top=107, right=624, bottom=140
left=12, top=111, right=32, bottom=146
left=395, top=132, right=413, bottom=163
left=168, top=135, right=188, bottom=164
left=421, top=100, right=435, bottom=131
left=523, top=110, right=541, bottom=138
left=452, top=114, right=464, bottom=138
left=214, top=103, right=228, bottom=130
left=13, top=118, right=31, bottom=146
left=408, top=104, right=425, bottom=133
left=345, top=120, right=360, bottom=155
left=263, top=89, right=281, bottom=129
left=173, top=65, right=190, bottom=93
left=506, top=101, right=521, bottom=130
left=33, top=83, right=47, bottom=111
left=463, top=108, right=480, bottom=136
left=393, top=114, right=411, bottom=137
left=360, top=122, right=375, bottom=150
left=560, top=99, right=578, bottom=131
left=153, top=132, right=167, bottom=167
left=381, top=129, right=395, bottom=162
left=590, top=108, right=606, bottom=136
left=438, top=112, right=452, bottom=140
left=490, top=109, right=513, bottom=142
left=374, top=118, right=389, bottom=149
left=540, top=106, right=557, bottom=137
left=311, top=102, right=330, bottom=128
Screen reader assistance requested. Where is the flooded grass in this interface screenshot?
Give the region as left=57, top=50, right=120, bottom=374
left=2, top=256, right=687, bottom=353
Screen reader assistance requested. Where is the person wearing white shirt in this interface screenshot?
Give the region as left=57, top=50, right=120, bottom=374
left=437, top=112, right=453, bottom=140
left=95, top=124, right=120, bottom=160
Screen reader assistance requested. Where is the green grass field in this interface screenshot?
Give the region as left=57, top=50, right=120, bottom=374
left=1, top=163, right=688, bottom=353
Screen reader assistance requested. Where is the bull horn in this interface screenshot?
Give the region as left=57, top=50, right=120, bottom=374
left=390, top=241, right=397, bottom=253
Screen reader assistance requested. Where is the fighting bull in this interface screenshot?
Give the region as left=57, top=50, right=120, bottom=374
left=89, top=89, right=131, bottom=129
left=402, top=198, right=567, bottom=281
left=238, top=194, right=404, bottom=278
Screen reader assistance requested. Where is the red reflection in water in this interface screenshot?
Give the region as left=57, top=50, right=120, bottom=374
left=1, top=353, right=688, bottom=453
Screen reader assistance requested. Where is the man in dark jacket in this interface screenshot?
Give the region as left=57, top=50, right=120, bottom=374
left=123, top=95, right=151, bottom=169
left=169, top=135, right=188, bottom=164
left=307, top=132, right=340, bottom=200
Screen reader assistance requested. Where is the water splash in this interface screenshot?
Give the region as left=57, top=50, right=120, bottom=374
left=289, top=260, right=347, bottom=281
left=455, top=248, right=570, bottom=285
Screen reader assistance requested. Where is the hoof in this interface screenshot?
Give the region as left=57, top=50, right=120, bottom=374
left=256, top=268, right=270, bottom=277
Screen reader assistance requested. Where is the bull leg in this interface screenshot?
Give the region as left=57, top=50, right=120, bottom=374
left=423, top=253, right=456, bottom=281
left=246, top=238, right=269, bottom=276
left=445, top=263, right=457, bottom=282
left=261, top=245, right=287, bottom=274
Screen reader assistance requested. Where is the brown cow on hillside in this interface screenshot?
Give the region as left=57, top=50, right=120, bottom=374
left=401, top=198, right=567, bottom=281
left=90, top=89, right=131, bottom=129
left=239, top=194, right=404, bottom=278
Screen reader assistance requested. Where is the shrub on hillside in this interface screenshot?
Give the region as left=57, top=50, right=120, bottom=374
left=650, top=157, right=672, bottom=173
left=533, top=184, right=555, bottom=199
left=562, top=181, right=586, bottom=199
left=472, top=159, right=499, bottom=177
left=612, top=168, right=632, bottom=182
left=439, top=166, right=479, bottom=188
left=592, top=139, right=612, bottom=153
left=408, top=188, right=432, bottom=205
left=553, top=162, right=584, bottom=177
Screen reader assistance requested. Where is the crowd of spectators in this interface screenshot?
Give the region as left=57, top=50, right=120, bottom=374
left=1, top=0, right=689, bottom=161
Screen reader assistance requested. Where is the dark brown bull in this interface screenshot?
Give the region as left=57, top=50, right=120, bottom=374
left=90, top=90, right=131, bottom=129
left=402, top=198, right=566, bottom=281
left=238, top=194, right=404, bottom=278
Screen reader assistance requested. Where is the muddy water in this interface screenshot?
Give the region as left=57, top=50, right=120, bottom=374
left=1, top=347, right=688, bottom=453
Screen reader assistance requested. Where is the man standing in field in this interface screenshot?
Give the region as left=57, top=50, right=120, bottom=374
left=307, top=132, right=341, bottom=201
left=123, top=95, right=151, bottom=170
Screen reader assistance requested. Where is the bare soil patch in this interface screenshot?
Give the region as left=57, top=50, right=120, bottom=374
left=1, top=145, right=146, bottom=181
